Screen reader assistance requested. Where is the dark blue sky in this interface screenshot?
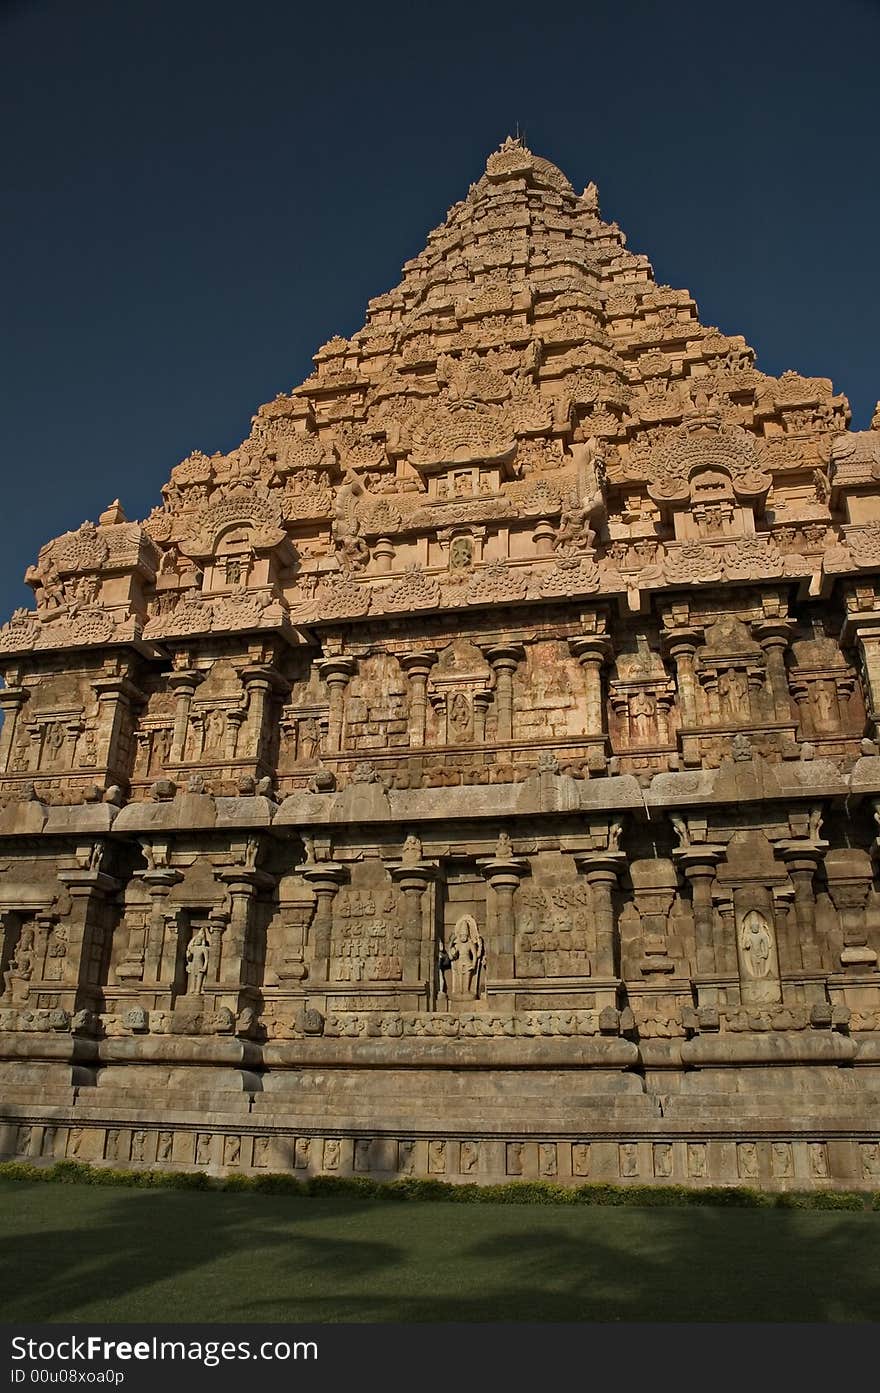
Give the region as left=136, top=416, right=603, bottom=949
left=1, top=0, right=878, bottom=618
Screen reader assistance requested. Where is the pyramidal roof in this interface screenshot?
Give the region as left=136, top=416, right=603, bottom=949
left=12, top=138, right=877, bottom=652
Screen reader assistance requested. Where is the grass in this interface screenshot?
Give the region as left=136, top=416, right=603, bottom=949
left=1, top=1178, right=879, bottom=1322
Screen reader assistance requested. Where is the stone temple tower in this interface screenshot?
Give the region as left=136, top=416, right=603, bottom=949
left=2, top=137, right=880, bottom=1190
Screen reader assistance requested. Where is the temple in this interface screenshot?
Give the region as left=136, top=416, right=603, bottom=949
left=2, top=137, right=880, bottom=1189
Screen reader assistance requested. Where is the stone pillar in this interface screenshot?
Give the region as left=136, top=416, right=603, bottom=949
left=484, top=644, right=525, bottom=743
left=777, top=842, right=825, bottom=971
left=301, top=863, right=347, bottom=981
left=399, top=652, right=437, bottom=748
left=240, top=665, right=288, bottom=768
left=753, top=619, right=795, bottom=722
left=479, top=851, right=528, bottom=981
left=826, top=877, right=877, bottom=970
left=568, top=637, right=612, bottom=745
left=0, top=685, right=28, bottom=772
left=168, top=669, right=204, bottom=763
left=372, top=538, right=395, bottom=573
left=92, top=672, right=144, bottom=786
left=675, top=848, right=723, bottom=978
left=56, top=866, right=120, bottom=1010
left=317, top=657, right=357, bottom=754
left=848, top=614, right=880, bottom=740
left=662, top=626, right=704, bottom=768
left=215, top=867, right=274, bottom=989
left=574, top=850, right=626, bottom=979
left=390, top=860, right=436, bottom=983
left=142, top=869, right=184, bottom=984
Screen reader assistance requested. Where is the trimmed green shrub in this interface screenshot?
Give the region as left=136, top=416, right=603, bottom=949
left=0, top=1157, right=876, bottom=1209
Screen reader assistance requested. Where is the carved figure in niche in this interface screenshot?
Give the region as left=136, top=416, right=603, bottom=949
left=653, top=1143, right=672, bottom=1178
left=157, top=1132, right=173, bottom=1162
left=185, top=927, right=209, bottom=994
left=539, top=1144, right=557, bottom=1178
left=254, top=1137, right=270, bottom=1168
left=295, top=1137, right=312, bottom=1169
left=629, top=691, right=656, bottom=740
left=447, top=915, right=484, bottom=998
left=687, top=1143, right=707, bottom=1178
left=204, top=709, right=225, bottom=753
left=16, top=1126, right=32, bottom=1155
left=224, top=1136, right=240, bottom=1165
left=105, top=1129, right=120, bottom=1160
left=460, top=1140, right=479, bottom=1174
left=428, top=1140, right=446, bottom=1173
left=809, top=1143, right=828, bottom=1178
left=738, top=1142, right=758, bottom=1179
left=43, top=723, right=65, bottom=767
left=4, top=926, right=35, bottom=995
left=572, top=1142, right=591, bottom=1177
left=813, top=680, right=837, bottom=728
left=67, top=1127, right=84, bottom=1158
left=195, top=1134, right=212, bottom=1166
left=772, top=1142, right=793, bottom=1178
left=507, top=1142, right=524, bottom=1175
left=619, top=1143, right=639, bottom=1177
left=608, top=819, right=623, bottom=852
left=449, top=536, right=474, bottom=571
left=740, top=911, right=773, bottom=978
left=298, top=717, right=320, bottom=761
left=131, top=1131, right=147, bottom=1163
left=495, top=831, right=513, bottom=859
left=453, top=471, right=471, bottom=498
left=324, top=1139, right=341, bottom=1170
left=448, top=691, right=471, bottom=739
left=718, top=668, right=749, bottom=718
left=860, top=1143, right=880, bottom=1178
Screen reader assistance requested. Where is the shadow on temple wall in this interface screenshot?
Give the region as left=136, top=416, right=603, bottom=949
left=1, top=1185, right=879, bottom=1322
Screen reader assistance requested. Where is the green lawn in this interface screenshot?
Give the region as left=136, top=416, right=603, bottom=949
left=1, top=1179, right=878, bottom=1322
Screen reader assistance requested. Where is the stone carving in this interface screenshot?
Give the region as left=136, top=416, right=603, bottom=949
left=0, top=139, right=878, bottom=1196
left=447, top=915, right=485, bottom=998
left=185, top=928, right=209, bottom=994
left=739, top=911, right=773, bottom=978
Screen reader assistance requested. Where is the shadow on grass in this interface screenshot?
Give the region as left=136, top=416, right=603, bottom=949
left=1, top=1183, right=878, bottom=1323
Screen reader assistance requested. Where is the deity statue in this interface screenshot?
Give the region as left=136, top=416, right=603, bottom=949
left=739, top=910, right=773, bottom=978
left=185, top=927, right=210, bottom=994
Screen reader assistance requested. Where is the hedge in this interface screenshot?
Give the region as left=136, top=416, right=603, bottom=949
left=0, top=1159, right=876, bottom=1210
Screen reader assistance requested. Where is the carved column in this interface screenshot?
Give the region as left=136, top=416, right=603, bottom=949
left=845, top=609, right=880, bottom=740
left=0, top=685, right=28, bottom=772
left=215, top=866, right=274, bottom=989
left=399, top=652, right=437, bottom=748
left=777, top=842, right=825, bottom=971
left=483, top=644, right=525, bottom=743
left=675, top=847, right=724, bottom=978
left=240, top=665, right=288, bottom=767
left=56, top=865, right=121, bottom=1010
left=301, top=862, right=347, bottom=981
left=479, top=850, right=528, bottom=981
left=390, top=858, right=437, bottom=982
left=317, top=657, right=357, bottom=754
left=574, top=849, right=626, bottom=980
left=167, top=669, right=204, bottom=763
left=753, top=619, right=795, bottom=722
left=568, top=635, right=612, bottom=769
left=826, top=877, right=877, bottom=970
left=92, top=671, right=144, bottom=786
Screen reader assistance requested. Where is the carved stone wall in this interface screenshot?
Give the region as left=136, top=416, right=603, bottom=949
left=2, top=141, right=880, bottom=1188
